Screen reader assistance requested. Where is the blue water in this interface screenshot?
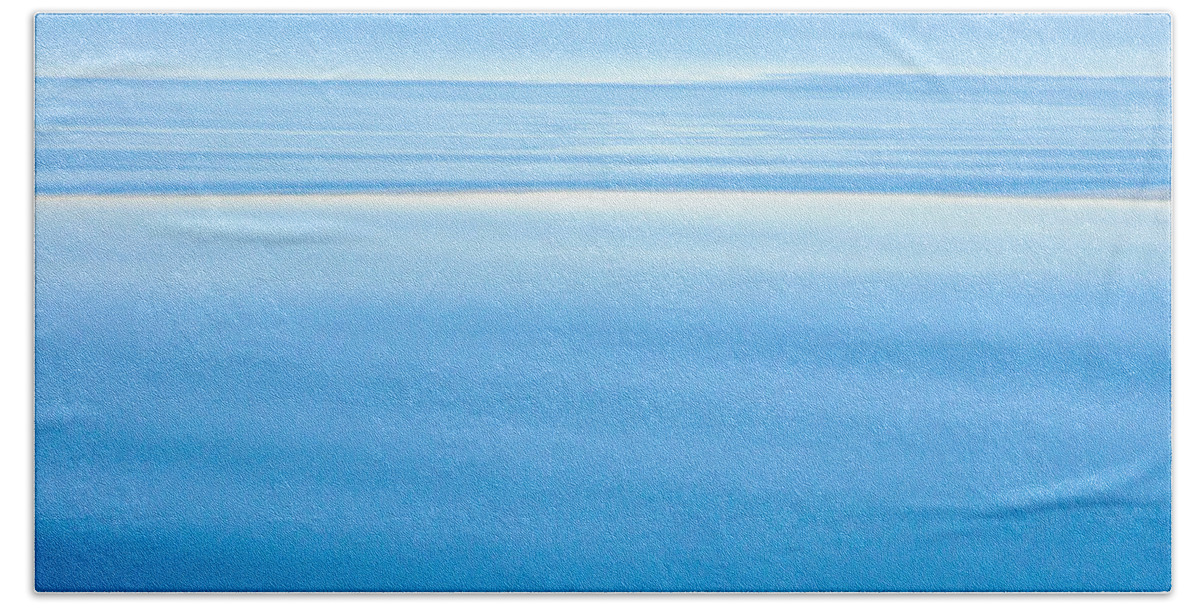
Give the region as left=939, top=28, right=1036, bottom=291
left=35, top=194, right=1170, bottom=591
left=34, top=74, right=1171, bottom=591
left=35, top=75, right=1170, bottom=196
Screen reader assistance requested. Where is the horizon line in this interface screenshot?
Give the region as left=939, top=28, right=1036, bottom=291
left=33, top=187, right=1173, bottom=202
left=33, top=71, right=1173, bottom=86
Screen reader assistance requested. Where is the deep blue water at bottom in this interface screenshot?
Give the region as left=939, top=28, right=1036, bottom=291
left=34, top=193, right=1171, bottom=591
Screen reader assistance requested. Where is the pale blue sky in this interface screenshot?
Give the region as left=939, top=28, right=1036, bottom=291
left=36, top=13, right=1171, bottom=82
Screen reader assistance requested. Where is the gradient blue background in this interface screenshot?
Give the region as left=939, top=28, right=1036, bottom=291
left=34, top=14, right=1172, bottom=591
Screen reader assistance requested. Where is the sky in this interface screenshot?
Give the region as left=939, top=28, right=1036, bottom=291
left=35, top=13, right=1171, bottom=82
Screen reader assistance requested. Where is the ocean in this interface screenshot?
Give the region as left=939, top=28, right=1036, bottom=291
left=34, top=76, right=1171, bottom=591
left=35, top=75, right=1170, bottom=197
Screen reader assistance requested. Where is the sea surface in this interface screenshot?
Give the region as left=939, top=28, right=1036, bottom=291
left=34, top=76, right=1171, bottom=591
left=35, top=75, right=1170, bottom=197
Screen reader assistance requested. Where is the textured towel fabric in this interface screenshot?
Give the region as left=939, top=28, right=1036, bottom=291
left=33, top=14, right=1171, bottom=592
